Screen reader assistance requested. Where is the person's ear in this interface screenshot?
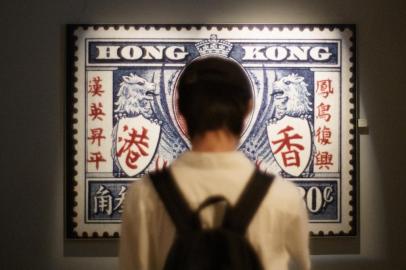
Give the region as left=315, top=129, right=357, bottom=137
left=245, top=99, right=253, bottom=117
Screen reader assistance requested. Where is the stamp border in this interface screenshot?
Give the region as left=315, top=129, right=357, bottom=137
left=66, top=24, right=357, bottom=239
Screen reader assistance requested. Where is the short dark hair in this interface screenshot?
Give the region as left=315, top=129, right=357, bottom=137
left=177, top=56, right=252, bottom=139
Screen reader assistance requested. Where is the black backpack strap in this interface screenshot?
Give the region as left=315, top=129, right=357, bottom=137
left=149, top=168, right=200, bottom=232
left=223, top=169, right=275, bottom=235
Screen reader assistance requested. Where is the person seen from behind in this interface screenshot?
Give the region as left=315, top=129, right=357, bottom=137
left=119, top=56, right=311, bottom=270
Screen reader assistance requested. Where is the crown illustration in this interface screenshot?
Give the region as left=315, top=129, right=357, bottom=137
left=195, top=34, right=233, bottom=57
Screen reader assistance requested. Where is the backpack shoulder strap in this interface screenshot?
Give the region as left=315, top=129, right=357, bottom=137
left=149, top=168, right=200, bottom=232
left=223, top=169, right=275, bottom=235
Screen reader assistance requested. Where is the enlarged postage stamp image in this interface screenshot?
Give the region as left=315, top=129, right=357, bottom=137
left=68, top=25, right=356, bottom=237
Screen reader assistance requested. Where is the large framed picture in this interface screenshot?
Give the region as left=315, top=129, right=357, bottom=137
left=67, top=24, right=356, bottom=238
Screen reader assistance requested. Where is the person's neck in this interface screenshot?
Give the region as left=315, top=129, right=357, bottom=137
left=191, top=130, right=239, bottom=152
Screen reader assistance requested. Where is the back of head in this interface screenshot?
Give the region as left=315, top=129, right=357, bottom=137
left=177, top=56, right=252, bottom=139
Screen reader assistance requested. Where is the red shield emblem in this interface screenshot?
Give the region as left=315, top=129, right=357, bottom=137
left=267, top=116, right=312, bottom=177
left=115, top=115, right=160, bottom=176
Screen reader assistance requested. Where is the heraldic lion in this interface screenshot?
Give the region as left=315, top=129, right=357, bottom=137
left=270, top=73, right=312, bottom=120
left=114, top=73, right=157, bottom=119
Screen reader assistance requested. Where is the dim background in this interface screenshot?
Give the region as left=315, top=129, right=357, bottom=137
left=0, top=0, right=405, bottom=269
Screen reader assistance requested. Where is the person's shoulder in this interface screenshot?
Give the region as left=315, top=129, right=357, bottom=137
left=271, top=175, right=300, bottom=195
left=126, top=174, right=157, bottom=202
left=264, top=174, right=304, bottom=213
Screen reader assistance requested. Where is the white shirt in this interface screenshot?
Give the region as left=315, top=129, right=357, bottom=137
left=119, top=151, right=311, bottom=270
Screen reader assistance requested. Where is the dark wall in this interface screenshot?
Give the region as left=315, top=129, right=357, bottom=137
left=1, top=0, right=405, bottom=269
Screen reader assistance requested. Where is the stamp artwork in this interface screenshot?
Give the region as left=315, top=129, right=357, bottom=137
left=69, top=25, right=355, bottom=237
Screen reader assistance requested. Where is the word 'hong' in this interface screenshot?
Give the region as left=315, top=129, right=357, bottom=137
left=96, top=45, right=189, bottom=61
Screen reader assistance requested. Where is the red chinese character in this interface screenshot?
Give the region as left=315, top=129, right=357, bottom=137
left=88, top=128, right=106, bottom=146
left=116, top=126, right=149, bottom=169
left=315, top=151, right=334, bottom=169
left=89, top=102, right=106, bottom=121
left=316, top=79, right=334, bottom=98
left=315, top=126, right=332, bottom=145
left=88, top=151, right=106, bottom=170
left=316, top=102, right=331, bottom=122
left=281, top=150, right=301, bottom=167
left=271, top=125, right=304, bottom=167
left=88, top=76, right=104, bottom=97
